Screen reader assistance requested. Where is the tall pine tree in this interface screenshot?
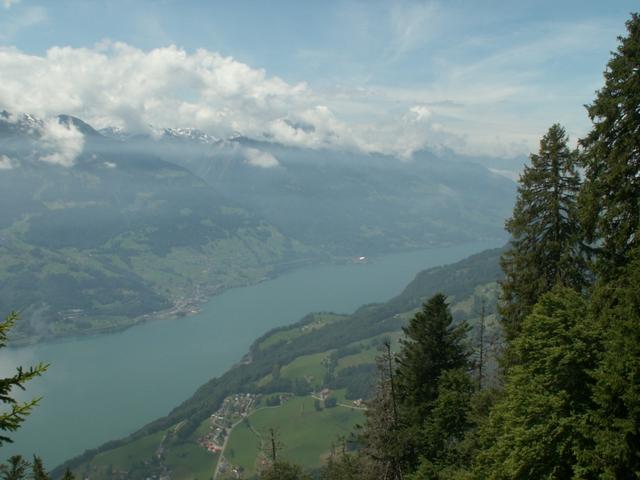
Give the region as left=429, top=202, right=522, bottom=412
left=579, top=13, right=640, bottom=278
left=395, top=294, right=470, bottom=473
left=410, top=368, right=475, bottom=479
left=572, top=13, right=640, bottom=476
left=361, top=340, right=405, bottom=480
left=0, top=457, right=28, bottom=480
left=474, top=288, right=598, bottom=479
left=396, top=294, right=469, bottom=420
left=577, top=248, right=640, bottom=478
left=500, top=124, right=585, bottom=341
left=31, top=457, right=49, bottom=480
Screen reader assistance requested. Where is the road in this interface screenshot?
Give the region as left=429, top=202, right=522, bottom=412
left=212, top=416, right=246, bottom=480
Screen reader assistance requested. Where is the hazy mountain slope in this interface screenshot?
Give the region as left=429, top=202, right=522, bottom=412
left=158, top=137, right=515, bottom=254
left=1, top=112, right=513, bottom=342
left=0, top=114, right=312, bottom=342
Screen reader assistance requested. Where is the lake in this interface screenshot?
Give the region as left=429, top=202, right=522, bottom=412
left=0, top=241, right=499, bottom=466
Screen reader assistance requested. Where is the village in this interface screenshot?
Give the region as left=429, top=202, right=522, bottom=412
left=197, top=388, right=366, bottom=479
left=201, top=393, right=259, bottom=456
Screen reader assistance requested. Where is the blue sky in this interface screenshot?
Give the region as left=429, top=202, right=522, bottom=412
left=0, top=0, right=637, bottom=161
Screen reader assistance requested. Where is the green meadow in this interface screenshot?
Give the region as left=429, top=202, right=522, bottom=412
left=224, top=394, right=364, bottom=477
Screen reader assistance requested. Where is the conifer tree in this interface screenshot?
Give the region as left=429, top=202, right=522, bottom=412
left=474, top=288, right=598, bottom=479
left=577, top=248, right=640, bottom=478
left=321, top=442, right=366, bottom=480
left=266, top=427, right=282, bottom=463
left=361, top=340, right=405, bottom=480
left=396, top=294, right=469, bottom=419
left=579, top=13, right=640, bottom=278
left=0, top=312, right=48, bottom=446
left=478, top=298, right=485, bottom=390
left=260, top=461, right=311, bottom=480
left=412, top=368, right=474, bottom=479
left=500, top=124, right=585, bottom=340
left=61, top=469, right=75, bottom=480
left=571, top=13, right=640, bottom=476
left=31, top=456, right=49, bottom=480
left=0, top=456, right=29, bottom=480
left=394, top=294, right=470, bottom=473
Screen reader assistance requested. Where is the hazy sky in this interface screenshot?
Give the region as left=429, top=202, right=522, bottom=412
left=0, top=1, right=637, bottom=160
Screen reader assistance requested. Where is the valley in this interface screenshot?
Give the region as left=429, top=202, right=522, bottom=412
left=1, top=5, right=637, bottom=479
left=49, top=245, right=504, bottom=479
left=0, top=242, right=498, bottom=470
left=0, top=112, right=514, bottom=345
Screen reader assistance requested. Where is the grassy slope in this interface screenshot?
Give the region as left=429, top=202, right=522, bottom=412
left=280, top=352, right=328, bottom=386
left=164, top=442, right=216, bottom=480
left=224, top=394, right=364, bottom=477
left=336, top=331, right=404, bottom=372
left=224, top=420, right=262, bottom=476
left=257, top=313, right=347, bottom=351
left=82, top=430, right=164, bottom=479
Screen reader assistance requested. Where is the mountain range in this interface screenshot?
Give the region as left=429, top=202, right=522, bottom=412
left=0, top=112, right=515, bottom=342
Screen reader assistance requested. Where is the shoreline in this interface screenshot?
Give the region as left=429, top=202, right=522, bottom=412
left=7, top=255, right=325, bottom=349
left=7, top=239, right=500, bottom=349
left=7, top=238, right=502, bottom=470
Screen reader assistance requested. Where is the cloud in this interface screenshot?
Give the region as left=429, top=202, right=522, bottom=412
left=0, top=154, right=14, bottom=170
left=345, top=105, right=458, bottom=160
left=0, top=42, right=541, bottom=159
left=0, top=43, right=310, bottom=139
left=267, top=105, right=354, bottom=150
left=386, top=1, right=441, bottom=60
left=38, top=119, right=85, bottom=167
left=408, top=105, right=432, bottom=122
left=244, top=148, right=279, bottom=168
left=0, top=18, right=611, bottom=162
left=489, top=168, right=519, bottom=182
left=0, top=5, right=47, bottom=40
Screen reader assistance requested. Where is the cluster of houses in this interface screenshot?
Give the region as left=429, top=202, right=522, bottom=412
left=200, top=393, right=258, bottom=455
left=203, top=389, right=365, bottom=478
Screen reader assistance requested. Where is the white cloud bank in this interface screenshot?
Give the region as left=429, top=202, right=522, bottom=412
left=0, top=43, right=310, bottom=140
left=244, top=148, right=279, bottom=168
left=0, top=154, right=14, bottom=170
left=0, top=42, right=541, bottom=159
left=38, top=118, right=85, bottom=167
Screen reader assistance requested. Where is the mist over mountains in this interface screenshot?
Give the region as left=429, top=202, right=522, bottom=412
left=0, top=112, right=514, bottom=342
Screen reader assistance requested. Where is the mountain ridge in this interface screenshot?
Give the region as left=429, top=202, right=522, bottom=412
left=0, top=111, right=513, bottom=343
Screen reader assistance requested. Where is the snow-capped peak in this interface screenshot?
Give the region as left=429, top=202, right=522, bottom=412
left=162, top=127, right=220, bottom=144
left=0, top=112, right=43, bottom=130
left=98, top=126, right=131, bottom=141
